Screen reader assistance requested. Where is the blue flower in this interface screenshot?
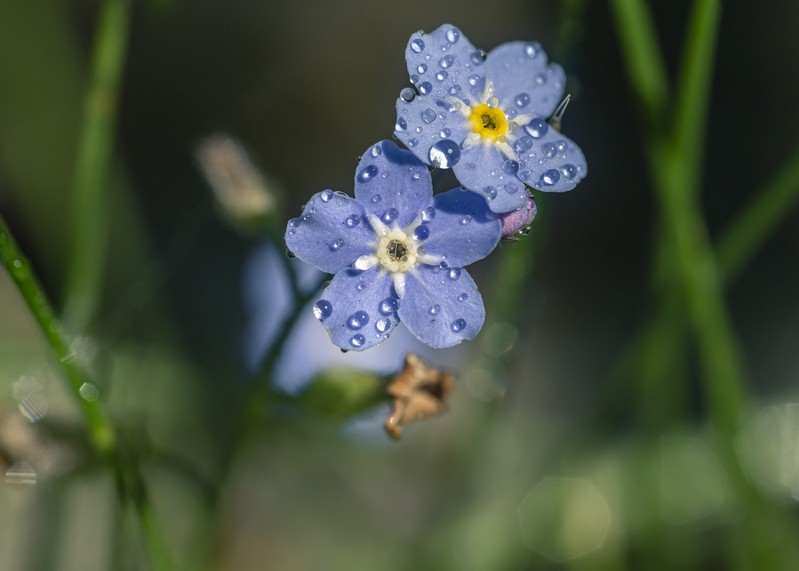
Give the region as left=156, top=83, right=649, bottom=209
left=285, top=140, right=501, bottom=351
left=395, top=24, right=587, bottom=214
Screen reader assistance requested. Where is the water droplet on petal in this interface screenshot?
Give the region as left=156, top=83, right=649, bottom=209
left=408, top=138, right=418, bottom=148
left=395, top=117, right=408, bottom=131
left=371, top=194, right=382, bottom=203
left=411, top=38, right=425, bottom=53
left=448, top=268, right=461, bottom=280
left=470, top=50, right=486, bottom=64
left=484, top=186, right=498, bottom=200
left=413, top=225, right=430, bottom=240
left=502, top=159, right=519, bottom=175
left=525, top=117, right=549, bottom=138
left=458, top=293, right=468, bottom=302
left=347, top=310, right=369, bottom=330
left=329, top=238, right=344, bottom=251
left=380, top=297, right=400, bottom=315
left=428, top=139, right=461, bottom=168
left=418, top=81, right=433, bottom=95
left=439, top=128, right=451, bottom=138
left=487, top=96, right=499, bottom=108
left=381, top=208, right=399, bottom=224
left=451, top=318, right=467, bottom=332
left=357, top=165, right=378, bottom=183
left=439, top=55, right=454, bottom=68
left=375, top=318, right=391, bottom=333
left=345, top=214, right=361, bottom=228
left=467, top=73, right=481, bottom=87
left=515, top=93, right=531, bottom=108
left=320, top=189, right=334, bottom=202
left=525, top=42, right=541, bottom=58
left=540, top=169, right=561, bottom=186
left=400, top=88, right=416, bottom=103
left=446, top=28, right=460, bottom=43
left=436, top=70, right=448, bottom=81
left=421, top=108, right=437, bottom=124
left=449, top=84, right=462, bottom=95
left=313, top=300, right=333, bottom=320
left=417, top=63, right=428, bottom=74
left=535, top=73, right=547, bottom=85
left=350, top=334, right=366, bottom=348
left=561, top=164, right=578, bottom=179
left=543, top=142, right=558, bottom=158
left=422, top=207, right=436, bottom=221
left=514, top=136, right=534, bottom=154
left=356, top=280, right=367, bottom=291
left=429, top=304, right=441, bottom=315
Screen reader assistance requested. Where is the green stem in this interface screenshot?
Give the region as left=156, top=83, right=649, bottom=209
left=0, top=212, right=115, bottom=455
left=64, top=0, right=133, bottom=329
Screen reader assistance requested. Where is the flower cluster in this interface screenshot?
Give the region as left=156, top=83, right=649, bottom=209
left=285, top=25, right=586, bottom=351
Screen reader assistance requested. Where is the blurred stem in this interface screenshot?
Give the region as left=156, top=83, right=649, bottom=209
left=64, top=0, right=133, bottom=330
left=0, top=212, right=116, bottom=455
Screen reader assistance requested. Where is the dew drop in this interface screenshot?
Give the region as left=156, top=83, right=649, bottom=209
left=459, top=216, right=472, bottom=225
left=470, top=50, right=486, bottom=64
left=467, top=73, right=481, bottom=87
left=502, top=159, right=519, bottom=175
left=439, top=55, right=454, bottom=68
left=525, top=117, right=549, bottom=138
left=422, top=207, right=436, bottom=221
left=525, top=42, right=541, bottom=58
left=395, top=117, right=408, bottom=131
left=487, top=96, right=499, bottom=109
left=514, top=93, right=531, bottom=108
left=313, top=300, right=333, bottom=320
left=484, top=186, right=498, bottom=200
left=439, top=128, right=451, bottom=138
left=429, top=139, right=461, bottom=168
left=561, top=163, right=578, bottom=179
left=451, top=318, right=467, bottom=332
left=446, top=28, right=460, bottom=43
left=436, top=70, right=448, bottom=81
left=356, top=280, right=367, bottom=291
left=449, top=84, right=462, bottom=95
left=458, top=293, right=468, bottom=302
left=542, top=142, right=558, bottom=158
left=329, top=238, right=344, bottom=251
left=411, top=38, right=425, bottom=53
left=400, top=87, right=416, bottom=103
left=418, top=81, right=433, bottom=95
left=350, top=334, right=366, bottom=348
left=380, top=297, right=399, bottom=315
left=421, top=108, right=437, bottom=124
left=429, top=304, right=441, bottom=315
left=411, top=172, right=421, bottom=181
left=540, top=169, right=561, bottom=186
left=448, top=268, right=461, bottom=280
left=375, top=318, right=391, bottom=333
left=347, top=311, right=369, bottom=330
left=371, top=194, right=382, bottom=203
left=417, top=63, right=428, bottom=74
left=514, top=136, right=534, bottom=153
left=345, top=214, right=361, bottom=228
left=320, top=189, right=334, bottom=202
left=381, top=208, right=399, bottom=224
left=413, top=225, right=430, bottom=240
left=535, top=73, right=547, bottom=85
left=408, top=138, right=418, bottom=148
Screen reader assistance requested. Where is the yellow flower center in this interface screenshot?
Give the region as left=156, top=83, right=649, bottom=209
left=375, top=229, right=418, bottom=273
left=469, top=103, right=508, bottom=142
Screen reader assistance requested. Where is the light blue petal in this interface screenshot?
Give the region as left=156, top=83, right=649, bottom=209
left=419, top=188, right=501, bottom=267
left=403, top=24, right=484, bottom=104
left=395, top=96, right=471, bottom=171
left=398, top=265, right=485, bottom=349
left=452, top=144, right=529, bottom=213
left=353, top=140, right=432, bottom=229
left=314, top=267, right=400, bottom=351
left=483, top=41, right=565, bottom=119
left=285, top=190, right=375, bottom=274
left=516, top=127, right=588, bottom=193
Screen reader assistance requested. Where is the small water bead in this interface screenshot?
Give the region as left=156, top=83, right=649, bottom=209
left=418, top=82, right=433, bottom=95
left=415, top=126, right=423, bottom=134
left=329, top=238, right=344, bottom=251
left=535, top=73, right=547, bottom=85
left=320, top=189, right=334, bottom=202
left=502, top=159, right=519, bottom=175
left=470, top=50, right=486, bottom=64
left=396, top=117, right=407, bottom=131
left=411, top=172, right=421, bottom=181
left=422, top=207, right=436, bottom=221
left=458, top=293, right=468, bottom=302
left=542, top=142, right=558, bottom=158
left=525, top=117, right=549, bottom=138
left=459, top=215, right=472, bottom=225
left=484, top=186, right=498, bottom=200
left=487, top=96, right=499, bottom=109
left=451, top=318, right=467, bottom=332
left=375, top=318, right=391, bottom=333
left=400, top=88, right=416, bottom=103
left=350, top=334, right=366, bottom=348
left=417, top=63, right=428, bottom=74
left=514, top=136, right=534, bottom=153
left=515, top=93, right=531, bottom=108
left=380, top=297, right=400, bottom=315
left=370, top=145, right=382, bottom=157
left=439, top=128, right=451, bottom=138
left=429, top=304, right=441, bottom=315
left=438, top=260, right=449, bottom=269
left=421, top=108, right=437, bottom=124
left=410, top=74, right=420, bottom=85
left=313, top=300, right=333, bottom=320
left=436, top=70, right=448, bottom=81
left=448, top=268, right=461, bottom=280
left=347, top=311, right=369, bottom=329
left=446, top=28, right=460, bottom=43
left=429, top=139, right=461, bottom=168
left=371, top=194, right=382, bottom=203
left=381, top=208, right=399, bottom=224
left=439, top=55, right=454, bottom=68
left=356, top=280, right=367, bottom=291
left=448, top=84, right=462, bottom=95
left=413, top=225, right=430, bottom=240
left=345, top=214, right=361, bottom=228
left=506, top=182, right=520, bottom=194
left=408, top=138, right=418, bottom=147
left=525, top=42, right=541, bottom=58
left=411, top=38, right=425, bottom=53
left=519, top=170, right=531, bottom=181
left=506, top=108, right=518, bottom=120
left=468, top=73, right=481, bottom=86
left=540, top=169, right=561, bottom=186
left=561, top=163, right=578, bottom=179
left=556, top=140, right=568, bottom=152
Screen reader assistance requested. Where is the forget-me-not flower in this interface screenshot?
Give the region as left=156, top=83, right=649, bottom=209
left=395, top=24, right=587, bottom=214
left=285, top=140, right=501, bottom=351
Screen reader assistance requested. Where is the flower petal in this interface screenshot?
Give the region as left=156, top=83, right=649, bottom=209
left=484, top=41, right=565, bottom=119
left=394, top=96, right=471, bottom=172
left=452, top=144, right=529, bottom=213
left=403, top=25, right=483, bottom=103
left=420, top=188, right=501, bottom=267
left=517, top=128, right=588, bottom=193
left=314, top=267, right=400, bottom=351
left=398, top=265, right=485, bottom=349
left=353, top=140, right=432, bottom=229
left=285, top=190, right=375, bottom=274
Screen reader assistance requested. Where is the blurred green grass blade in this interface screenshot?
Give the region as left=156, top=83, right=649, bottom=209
left=717, top=147, right=799, bottom=280
left=609, top=0, right=670, bottom=126
left=65, top=0, right=133, bottom=329
left=672, top=0, right=721, bottom=194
